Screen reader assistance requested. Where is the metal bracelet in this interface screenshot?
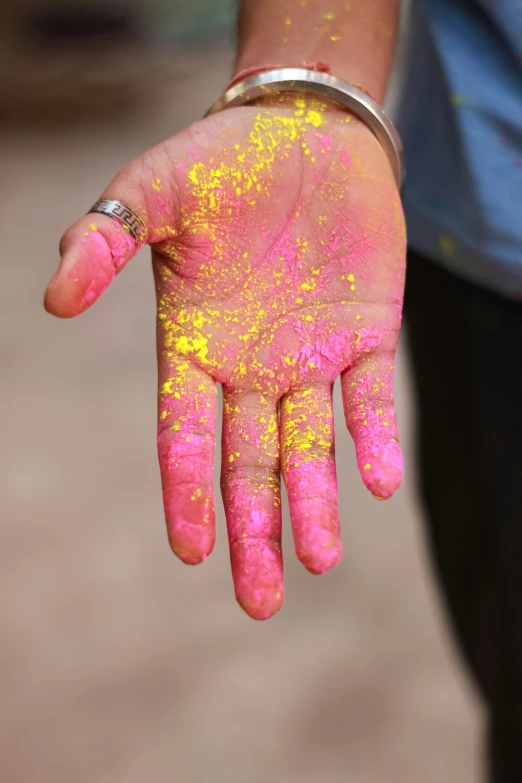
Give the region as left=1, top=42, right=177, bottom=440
left=206, top=68, right=405, bottom=190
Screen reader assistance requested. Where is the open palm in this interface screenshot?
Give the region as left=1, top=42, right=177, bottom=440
left=46, top=97, right=406, bottom=619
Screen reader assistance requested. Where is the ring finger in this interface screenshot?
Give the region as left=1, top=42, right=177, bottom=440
left=280, top=383, right=342, bottom=574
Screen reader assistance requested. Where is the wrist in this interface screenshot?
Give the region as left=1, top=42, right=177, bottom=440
left=234, top=0, right=400, bottom=105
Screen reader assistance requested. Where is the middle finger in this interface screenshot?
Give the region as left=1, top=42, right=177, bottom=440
left=221, top=389, right=283, bottom=620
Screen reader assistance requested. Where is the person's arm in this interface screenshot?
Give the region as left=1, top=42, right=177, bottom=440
left=235, top=0, right=400, bottom=103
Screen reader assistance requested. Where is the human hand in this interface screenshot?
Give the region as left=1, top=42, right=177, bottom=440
left=45, top=96, right=406, bottom=619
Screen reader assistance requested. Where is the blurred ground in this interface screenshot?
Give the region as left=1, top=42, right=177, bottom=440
left=0, top=42, right=482, bottom=783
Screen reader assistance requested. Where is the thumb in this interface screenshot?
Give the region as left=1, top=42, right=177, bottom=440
left=44, top=153, right=172, bottom=318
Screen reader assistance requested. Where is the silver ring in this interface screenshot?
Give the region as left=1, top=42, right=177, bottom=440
left=206, top=68, right=405, bottom=190
left=88, top=198, right=147, bottom=244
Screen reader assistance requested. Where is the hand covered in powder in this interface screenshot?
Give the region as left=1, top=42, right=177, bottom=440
left=45, top=96, right=406, bottom=620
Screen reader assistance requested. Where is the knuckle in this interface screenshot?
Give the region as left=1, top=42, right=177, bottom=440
left=157, top=417, right=213, bottom=441
left=221, top=461, right=279, bottom=490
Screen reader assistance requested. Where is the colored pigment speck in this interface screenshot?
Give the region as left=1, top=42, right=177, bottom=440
left=340, top=150, right=352, bottom=167
left=439, top=234, right=456, bottom=258
left=319, top=135, right=332, bottom=150
left=305, top=110, right=325, bottom=128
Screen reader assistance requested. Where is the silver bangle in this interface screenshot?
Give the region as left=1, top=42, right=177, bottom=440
left=205, top=68, right=405, bottom=190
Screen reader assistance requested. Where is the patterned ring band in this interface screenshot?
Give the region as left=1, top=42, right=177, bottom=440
left=88, top=198, right=147, bottom=244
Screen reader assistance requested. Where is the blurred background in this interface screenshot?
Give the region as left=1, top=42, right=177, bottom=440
left=1, top=1, right=482, bottom=781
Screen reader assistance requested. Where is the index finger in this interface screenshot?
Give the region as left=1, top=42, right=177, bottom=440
left=158, top=354, right=217, bottom=565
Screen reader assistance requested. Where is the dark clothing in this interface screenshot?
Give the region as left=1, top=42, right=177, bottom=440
left=404, top=250, right=522, bottom=782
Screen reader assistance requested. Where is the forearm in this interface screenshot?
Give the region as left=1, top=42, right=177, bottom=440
left=234, top=0, right=400, bottom=104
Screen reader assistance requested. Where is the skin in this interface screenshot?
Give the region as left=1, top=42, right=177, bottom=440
left=45, top=96, right=406, bottom=620
left=236, top=0, right=401, bottom=104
